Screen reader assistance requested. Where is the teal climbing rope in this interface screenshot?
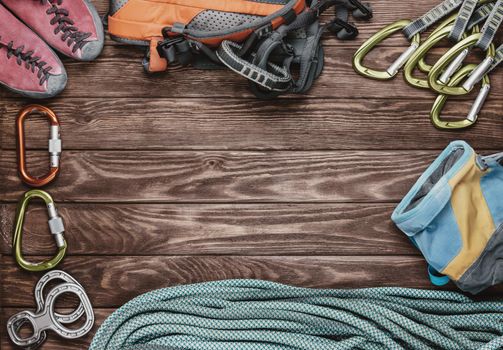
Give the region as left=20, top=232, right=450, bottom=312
left=90, top=279, right=503, bottom=350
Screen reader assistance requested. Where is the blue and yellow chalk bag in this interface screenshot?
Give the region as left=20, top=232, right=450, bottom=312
left=392, top=141, right=503, bottom=294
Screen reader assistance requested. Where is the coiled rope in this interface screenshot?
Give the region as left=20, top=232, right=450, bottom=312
left=90, top=279, right=503, bottom=350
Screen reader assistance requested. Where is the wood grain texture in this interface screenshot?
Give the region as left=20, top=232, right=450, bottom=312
left=1, top=0, right=502, bottom=348
left=1, top=98, right=502, bottom=151
left=1, top=150, right=440, bottom=202
left=2, top=256, right=501, bottom=309
left=1, top=46, right=502, bottom=99
left=0, top=203, right=414, bottom=255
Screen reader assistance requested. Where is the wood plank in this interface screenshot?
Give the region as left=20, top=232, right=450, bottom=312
left=0, top=150, right=443, bottom=202
left=0, top=203, right=415, bottom=255
left=1, top=99, right=502, bottom=150
left=1, top=48, right=501, bottom=99
left=3, top=255, right=501, bottom=309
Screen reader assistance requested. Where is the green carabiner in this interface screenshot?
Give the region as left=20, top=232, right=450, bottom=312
left=431, top=64, right=491, bottom=129
left=404, top=23, right=474, bottom=88
left=416, top=13, right=459, bottom=73
left=428, top=32, right=495, bottom=95
left=13, top=190, right=67, bottom=272
left=353, top=20, right=421, bottom=80
left=404, top=26, right=454, bottom=88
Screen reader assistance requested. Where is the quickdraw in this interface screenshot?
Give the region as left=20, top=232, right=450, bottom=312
left=428, top=0, right=502, bottom=93
left=13, top=189, right=67, bottom=272
left=7, top=270, right=94, bottom=349
left=353, top=0, right=466, bottom=80
left=430, top=64, right=491, bottom=129
left=353, top=0, right=502, bottom=129
left=17, top=105, right=62, bottom=187
left=403, top=2, right=494, bottom=88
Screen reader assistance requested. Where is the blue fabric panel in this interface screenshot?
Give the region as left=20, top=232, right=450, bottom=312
left=480, top=162, right=503, bottom=227
left=412, top=202, right=462, bottom=273
left=392, top=141, right=473, bottom=236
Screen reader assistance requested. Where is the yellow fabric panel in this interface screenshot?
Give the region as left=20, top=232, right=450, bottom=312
left=443, top=153, right=495, bottom=280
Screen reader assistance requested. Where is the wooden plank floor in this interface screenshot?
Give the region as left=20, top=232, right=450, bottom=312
left=1, top=0, right=502, bottom=348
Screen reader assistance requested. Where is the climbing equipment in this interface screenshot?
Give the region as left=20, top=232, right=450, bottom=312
left=463, top=41, right=503, bottom=89
left=90, top=279, right=503, bottom=350
left=13, top=189, right=67, bottom=272
left=428, top=0, right=502, bottom=94
left=402, top=2, right=495, bottom=88
left=1, top=0, right=105, bottom=61
left=403, top=18, right=468, bottom=88
left=7, top=270, right=94, bottom=349
left=392, top=141, right=503, bottom=294
left=107, top=0, right=372, bottom=97
left=17, top=105, right=62, bottom=187
left=430, top=64, right=490, bottom=129
left=353, top=0, right=467, bottom=80
left=353, top=0, right=501, bottom=129
left=0, top=4, right=68, bottom=99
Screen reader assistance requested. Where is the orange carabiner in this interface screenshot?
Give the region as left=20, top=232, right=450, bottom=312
left=17, top=105, right=62, bottom=187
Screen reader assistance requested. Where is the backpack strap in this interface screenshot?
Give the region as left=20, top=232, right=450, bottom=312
left=218, top=39, right=293, bottom=91
left=217, top=0, right=371, bottom=96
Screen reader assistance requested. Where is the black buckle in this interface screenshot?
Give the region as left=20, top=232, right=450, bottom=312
left=157, top=36, right=186, bottom=62
left=327, top=18, right=359, bottom=40
left=347, top=0, right=372, bottom=20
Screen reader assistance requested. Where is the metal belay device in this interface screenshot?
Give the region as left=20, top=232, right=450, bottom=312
left=89, top=279, right=503, bottom=350
left=352, top=0, right=502, bottom=129
left=107, top=0, right=372, bottom=98
left=7, top=270, right=94, bottom=349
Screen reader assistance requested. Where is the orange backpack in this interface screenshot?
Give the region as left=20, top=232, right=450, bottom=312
left=108, top=0, right=372, bottom=97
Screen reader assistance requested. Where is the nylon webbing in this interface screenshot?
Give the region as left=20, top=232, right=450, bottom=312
left=448, top=0, right=479, bottom=41
left=488, top=43, right=503, bottom=73
left=403, top=0, right=465, bottom=39
left=217, top=40, right=292, bottom=91
left=467, top=2, right=496, bottom=29
left=476, top=0, right=503, bottom=50
left=89, top=279, right=503, bottom=350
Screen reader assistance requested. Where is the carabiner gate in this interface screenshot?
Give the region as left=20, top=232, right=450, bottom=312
left=17, top=105, right=62, bottom=187
left=403, top=22, right=473, bottom=89
left=353, top=20, right=421, bottom=80
left=431, top=64, right=490, bottom=129
left=13, top=190, right=67, bottom=272
left=428, top=32, right=495, bottom=95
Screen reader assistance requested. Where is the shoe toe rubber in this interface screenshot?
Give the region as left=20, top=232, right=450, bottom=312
left=80, top=39, right=104, bottom=61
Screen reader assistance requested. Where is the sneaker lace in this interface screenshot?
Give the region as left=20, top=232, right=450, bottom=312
left=38, top=0, right=92, bottom=53
left=0, top=37, right=53, bottom=85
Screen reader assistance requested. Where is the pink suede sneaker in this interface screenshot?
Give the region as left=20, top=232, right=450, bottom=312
left=0, top=4, right=66, bottom=98
left=2, top=0, right=104, bottom=61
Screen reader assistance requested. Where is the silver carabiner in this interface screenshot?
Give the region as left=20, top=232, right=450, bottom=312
left=6, top=270, right=94, bottom=349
